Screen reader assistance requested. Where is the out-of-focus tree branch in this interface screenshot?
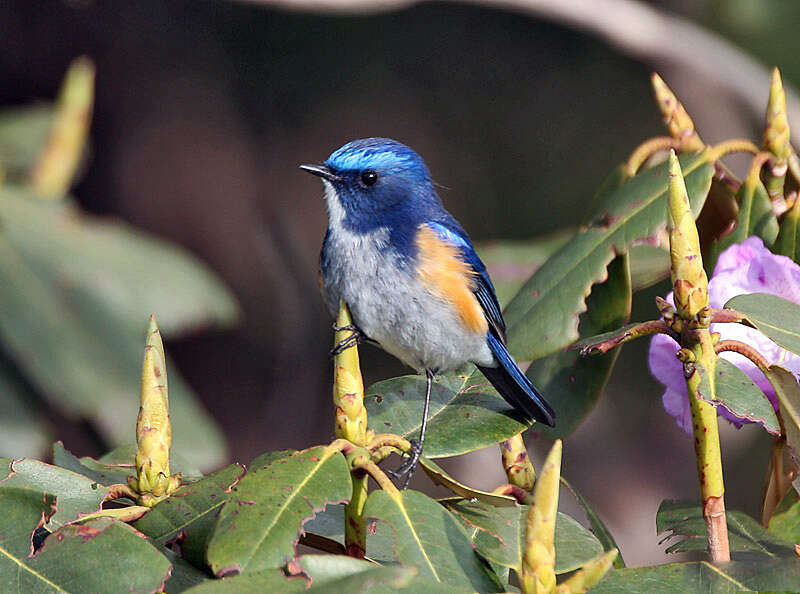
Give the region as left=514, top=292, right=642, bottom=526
left=236, top=0, right=800, bottom=134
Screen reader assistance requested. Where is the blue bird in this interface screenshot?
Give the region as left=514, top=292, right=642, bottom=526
left=301, top=138, right=554, bottom=485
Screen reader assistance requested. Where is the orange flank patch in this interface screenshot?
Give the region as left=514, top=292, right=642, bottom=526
left=415, top=225, right=488, bottom=334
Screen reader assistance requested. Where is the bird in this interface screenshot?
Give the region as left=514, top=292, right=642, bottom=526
left=301, top=138, right=555, bottom=486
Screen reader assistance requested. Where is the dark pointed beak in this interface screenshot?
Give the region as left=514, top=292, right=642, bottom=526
left=300, top=163, right=342, bottom=182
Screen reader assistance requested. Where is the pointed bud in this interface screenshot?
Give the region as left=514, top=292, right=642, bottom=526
left=333, top=301, right=367, bottom=446
left=500, top=433, right=535, bottom=491
left=30, top=57, right=95, bottom=198
left=668, top=151, right=708, bottom=322
left=763, top=67, right=791, bottom=163
left=651, top=73, right=704, bottom=151
left=553, top=549, right=618, bottom=593
left=129, top=315, right=180, bottom=506
left=521, top=440, right=561, bottom=594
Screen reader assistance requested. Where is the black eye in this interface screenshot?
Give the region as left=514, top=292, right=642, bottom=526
left=360, top=170, right=378, bottom=186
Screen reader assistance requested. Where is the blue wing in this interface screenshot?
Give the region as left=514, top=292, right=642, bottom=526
left=425, top=220, right=555, bottom=426
left=425, top=220, right=506, bottom=342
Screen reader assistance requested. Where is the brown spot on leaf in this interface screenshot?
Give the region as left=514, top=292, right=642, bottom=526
left=76, top=524, right=103, bottom=542
left=216, top=565, right=242, bottom=578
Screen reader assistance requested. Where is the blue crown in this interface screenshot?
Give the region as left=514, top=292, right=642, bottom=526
left=325, top=138, right=430, bottom=179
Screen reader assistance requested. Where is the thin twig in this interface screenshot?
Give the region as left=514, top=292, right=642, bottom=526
left=715, top=339, right=770, bottom=370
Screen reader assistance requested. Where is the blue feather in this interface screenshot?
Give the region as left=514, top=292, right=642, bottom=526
left=480, top=334, right=555, bottom=426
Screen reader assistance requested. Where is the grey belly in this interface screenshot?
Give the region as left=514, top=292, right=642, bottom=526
left=325, top=260, right=493, bottom=373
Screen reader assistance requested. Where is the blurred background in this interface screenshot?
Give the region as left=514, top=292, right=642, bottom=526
left=1, top=0, right=797, bottom=567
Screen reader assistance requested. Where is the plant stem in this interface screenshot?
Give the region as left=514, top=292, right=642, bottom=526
left=684, top=329, right=730, bottom=562
left=706, top=139, right=759, bottom=162
left=499, top=432, right=535, bottom=491
left=332, top=301, right=370, bottom=558
left=625, top=137, right=682, bottom=176
left=345, top=472, right=368, bottom=558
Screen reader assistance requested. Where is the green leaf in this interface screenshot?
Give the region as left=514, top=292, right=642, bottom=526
left=764, top=366, right=800, bottom=493
left=774, top=197, right=800, bottom=264
left=503, top=152, right=713, bottom=360
left=703, top=358, right=780, bottom=434
left=134, top=464, right=244, bottom=567
left=206, top=446, right=352, bottom=575
left=629, top=244, right=671, bottom=292
left=249, top=449, right=296, bottom=469
left=0, top=188, right=234, bottom=467
left=0, top=187, right=239, bottom=336
left=302, top=503, right=397, bottom=562
left=182, top=569, right=308, bottom=593
left=419, top=458, right=517, bottom=507
left=363, top=489, right=503, bottom=591
left=366, top=367, right=529, bottom=458
left=0, top=487, right=57, bottom=560
left=478, top=234, right=666, bottom=307
left=0, top=354, right=49, bottom=459
left=291, top=555, right=442, bottom=592
left=725, top=293, right=800, bottom=356
left=182, top=560, right=425, bottom=593
left=559, top=476, right=625, bottom=568
left=768, top=488, right=800, bottom=543
left=0, top=105, right=53, bottom=180
left=476, top=229, right=574, bottom=306
left=0, top=492, right=171, bottom=594
left=443, top=499, right=603, bottom=574
left=27, top=519, right=171, bottom=594
left=656, top=500, right=796, bottom=556
left=530, top=253, right=632, bottom=439
left=593, top=558, right=800, bottom=593
left=0, top=458, right=109, bottom=529
left=708, top=175, right=778, bottom=272
left=94, top=444, right=204, bottom=481
left=159, top=547, right=213, bottom=593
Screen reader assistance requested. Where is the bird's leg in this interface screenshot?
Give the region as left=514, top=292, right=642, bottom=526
left=389, top=369, right=433, bottom=489
left=329, top=323, right=367, bottom=357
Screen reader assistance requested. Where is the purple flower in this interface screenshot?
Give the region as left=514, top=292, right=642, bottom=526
left=648, top=237, right=800, bottom=433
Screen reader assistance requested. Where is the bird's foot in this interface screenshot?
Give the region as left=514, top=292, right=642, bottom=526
left=386, top=438, right=422, bottom=489
left=329, top=324, right=366, bottom=357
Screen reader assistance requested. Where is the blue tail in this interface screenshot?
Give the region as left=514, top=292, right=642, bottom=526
left=477, top=333, right=555, bottom=426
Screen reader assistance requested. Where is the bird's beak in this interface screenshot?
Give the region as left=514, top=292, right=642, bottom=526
left=300, top=163, right=342, bottom=183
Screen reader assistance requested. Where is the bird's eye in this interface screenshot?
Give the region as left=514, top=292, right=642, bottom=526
left=360, top=170, right=378, bottom=186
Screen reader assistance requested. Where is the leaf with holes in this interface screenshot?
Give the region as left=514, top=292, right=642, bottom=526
left=656, top=500, right=796, bottom=556
left=593, top=558, right=800, bottom=592
left=0, top=458, right=109, bottom=529
left=503, top=152, right=712, bottom=360
left=134, top=463, right=244, bottom=568
left=363, top=489, right=503, bottom=591
left=0, top=490, right=171, bottom=594
left=206, top=446, right=351, bottom=575
left=443, top=499, right=603, bottom=574
left=366, top=367, right=529, bottom=458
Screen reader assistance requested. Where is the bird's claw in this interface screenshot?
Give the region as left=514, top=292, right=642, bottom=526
left=329, top=326, right=365, bottom=358
left=386, top=438, right=422, bottom=489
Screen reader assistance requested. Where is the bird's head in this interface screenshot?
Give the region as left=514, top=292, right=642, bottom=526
left=301, top=137, right=440, bottom=233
